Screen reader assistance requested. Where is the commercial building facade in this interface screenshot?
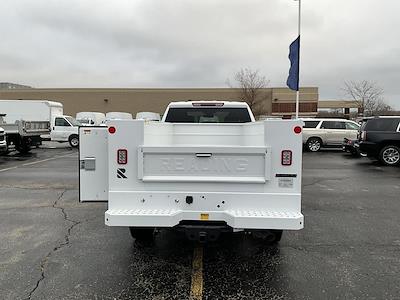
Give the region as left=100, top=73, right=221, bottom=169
left=0, top=87, right=318, bottom=118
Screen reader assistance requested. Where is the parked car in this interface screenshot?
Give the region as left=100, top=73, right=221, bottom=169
left=0, top=126, right=7, bottom=154
left=342, top=138, right=361, bottom=157
left=358, top=116, right=400, bottom=166
left=302, top=118, right=360, bottom=152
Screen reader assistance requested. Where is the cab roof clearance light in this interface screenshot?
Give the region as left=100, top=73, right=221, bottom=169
left=192, top=102, right=224, bottom=107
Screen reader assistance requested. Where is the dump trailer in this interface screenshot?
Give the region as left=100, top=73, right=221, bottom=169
left=79, top=101, right=304, bottom=242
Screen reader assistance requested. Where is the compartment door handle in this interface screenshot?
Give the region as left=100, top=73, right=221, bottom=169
left=196, top=153, right=212, bottom=158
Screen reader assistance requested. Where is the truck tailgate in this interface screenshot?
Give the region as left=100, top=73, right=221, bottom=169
left=138, top=146, right=271, bottom=183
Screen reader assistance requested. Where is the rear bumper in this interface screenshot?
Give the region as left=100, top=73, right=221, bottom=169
left=358, top=141, right=379, bottom=156
left=105, top=209, right=303, bottom=230
left=105, top=191, right=303, bottom=230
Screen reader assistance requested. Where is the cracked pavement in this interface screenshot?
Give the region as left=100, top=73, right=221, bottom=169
left=1, top=145, right=400, bottom=299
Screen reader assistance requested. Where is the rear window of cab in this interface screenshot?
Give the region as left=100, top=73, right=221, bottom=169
left=164, top=107, right=252, bottom=123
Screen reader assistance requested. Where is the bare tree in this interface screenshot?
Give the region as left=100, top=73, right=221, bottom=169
left=227, top=68, right=269, bottom=116
left=317, top=109, right=344, bottom=118
left=343, top=80, right=391, bottom=116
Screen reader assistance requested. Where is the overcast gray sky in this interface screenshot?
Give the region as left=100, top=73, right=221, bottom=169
left=1, top=0, right=399, bottom=108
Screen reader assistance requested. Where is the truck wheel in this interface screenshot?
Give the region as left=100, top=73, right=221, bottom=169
left=307, top=137, right=322, bottom=152
left=16, top=144, right=31, bottom=154
left=351, top=149, right=361, bottom=158
left=271, top=230, right=283, bottom=242
left=129, top=227, right=154, bottom=241
left=379, top=145, right=400, bottom=166
left=251, top=229, right=283, bottom=243
left=68, top=135, right=79, bottom=148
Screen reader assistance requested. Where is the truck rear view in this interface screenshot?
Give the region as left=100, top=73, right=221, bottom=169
left=80, top=101, right=303, bottom=243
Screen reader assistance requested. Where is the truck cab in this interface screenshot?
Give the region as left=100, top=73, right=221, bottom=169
left=50, top=115, right=80, bottom=147
left=79, top=101, right=303, bottom=243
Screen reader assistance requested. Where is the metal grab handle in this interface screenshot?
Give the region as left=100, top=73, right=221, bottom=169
left=196, top=153, right=212, bottom=158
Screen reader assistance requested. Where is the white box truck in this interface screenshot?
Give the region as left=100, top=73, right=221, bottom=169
left=79, top=101, right=304, bottom=243
left=0, top=100, right=81, bottom=147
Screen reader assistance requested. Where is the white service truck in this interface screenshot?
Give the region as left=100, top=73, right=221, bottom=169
left=0, top=100, right=81, bottom=147
left=105, top=112, right=133, bottom=120
left=76, top=112, right=106, bottom=126
left=79, top=101, right=304, bottom=242
left=136, top=112, right=161, bottom=121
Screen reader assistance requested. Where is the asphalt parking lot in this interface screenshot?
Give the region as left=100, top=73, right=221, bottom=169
left=1, top=145, right=400, bottom=300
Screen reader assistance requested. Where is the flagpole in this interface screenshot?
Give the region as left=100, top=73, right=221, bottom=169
left=295, top=0, right=301, bottom=119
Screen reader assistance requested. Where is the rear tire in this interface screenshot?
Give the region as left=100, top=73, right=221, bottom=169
left=68, top=134, right=79, bottom=148
left=271, top=230, right=283, bottom=242
left=129, top=227, right=154, bottom=241
left=251, top=229, right=283, bottom=243
left=15, top=143, right=31, bottom=154
left=306, top=137, right=322, bottom=152
left=379, top=145, right=400, bottom=166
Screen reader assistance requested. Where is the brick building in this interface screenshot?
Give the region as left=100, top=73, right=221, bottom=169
left=0, top=87, right=318, bottom=118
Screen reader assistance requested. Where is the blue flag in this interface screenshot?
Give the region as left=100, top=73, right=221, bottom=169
left=287, top=36, right=300, bottom=91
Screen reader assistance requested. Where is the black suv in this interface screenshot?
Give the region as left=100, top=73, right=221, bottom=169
left=358, top=117, right=400, bottom=166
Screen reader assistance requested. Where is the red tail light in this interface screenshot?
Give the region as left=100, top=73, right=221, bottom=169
left=294, top=126, right=302, bottom=134
left=108, top=126, right=116, bottom=134
left=281, top=150, right=292, bottom=166
left=117, top=149, right=128, bottom=164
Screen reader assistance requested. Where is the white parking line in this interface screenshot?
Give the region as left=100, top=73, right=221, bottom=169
left=0, top=152, right=76, bottom=172
left=0, top=166, right=18, bottom=173
left=22, top=157, right=60, bottom=166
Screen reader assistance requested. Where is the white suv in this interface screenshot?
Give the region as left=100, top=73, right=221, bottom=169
left=302, top=118, right=360, bottom=152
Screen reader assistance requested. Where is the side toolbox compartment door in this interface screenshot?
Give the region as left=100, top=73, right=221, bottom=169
left=79, top=127, right=108, bottom=202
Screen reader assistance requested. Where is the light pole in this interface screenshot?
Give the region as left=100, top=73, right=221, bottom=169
left=287, top=0, right=302, bottom=119
left=295, top=0, right=301, bottom=119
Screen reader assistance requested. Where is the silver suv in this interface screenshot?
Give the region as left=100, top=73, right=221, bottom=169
left=302, top=118, right=360, bottom=152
